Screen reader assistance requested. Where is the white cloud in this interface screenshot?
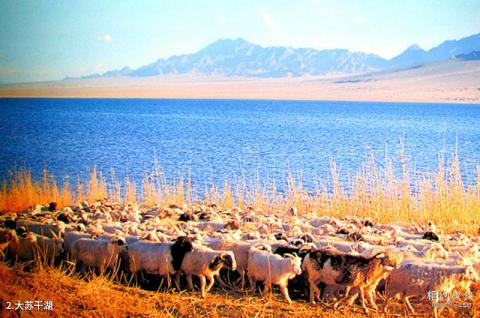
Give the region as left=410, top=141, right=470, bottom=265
left=260, top=11, right=276, bottom=31
left=96, top=34, right=112, bottom=43
left=354, top=17, right=365, bottom=25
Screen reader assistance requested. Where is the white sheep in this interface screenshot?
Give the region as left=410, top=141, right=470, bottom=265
left=309, top=217, right=333, bottom=228
left=177, top=244, right=236, bottom=297
left=5, top=230, right=38, bottom=260
left=194, top=221, right=227, bottom=233
left=206, top=238, right=271, bottom=288
left=247, top=248, right=302, bottom=303
left=97, top=232, right=126, bottom=242
left=17, top=220, right=66, bottom=238
left=102, top=224, right=123, bottom=234
left=449, top=243, right=479, bottom=260
left=385, top=260, right=480, bottom=317
left=35, top=234, right=64, bottom=261
left=128, top=241, right=176, bottom=286
left=401, top=242, right=450, bottom=260
left=128, top=237, right=193, bottom=287
left=64, top=231, right=92, bottom=255
left=353, top=241, right=382, bottom=255
left=317, top=238, right=355, bottom=253
left=71, top=237, right=127, bottom=272
left=396, top=238, right=432, bottom=251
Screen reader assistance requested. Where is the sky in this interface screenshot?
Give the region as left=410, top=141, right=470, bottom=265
left=0, top=0, right=479, bottom=83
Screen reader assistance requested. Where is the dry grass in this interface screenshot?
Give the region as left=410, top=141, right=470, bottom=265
left=0, top=152, right=479, bottom=317
left=0, top=153, right=479, bottom=235
left=0, top=169, right=74, bottom=213
left=0, top=261, right=476, bottom=318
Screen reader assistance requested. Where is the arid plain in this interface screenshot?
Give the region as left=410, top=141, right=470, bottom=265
left=1, top=59, right=479, bottom=104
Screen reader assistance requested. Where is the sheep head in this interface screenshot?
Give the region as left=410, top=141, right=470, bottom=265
left=464, top=266, right=480, bottom=283
left=5, top=229, right=20, bottom=244
left=111, top=237, right=128, bottom=254
left=376, top=252, right=404, bottom=271
left=284, top=253, right=302, bottom=275
left=209, top=252, right=237, bottom=271
left=221, top=252, right=237, bottom=271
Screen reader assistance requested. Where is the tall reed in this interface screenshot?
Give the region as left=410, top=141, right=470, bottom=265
left=0, top=154, right=478, bottom=234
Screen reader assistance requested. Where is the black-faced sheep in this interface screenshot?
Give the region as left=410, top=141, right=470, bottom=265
left=177, top=244, right=236, bottom=297
left=128, top=236, right=193, bottom=287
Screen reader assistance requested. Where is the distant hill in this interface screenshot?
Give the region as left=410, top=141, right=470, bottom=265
left=76, top=33, right=480, bottom=79
left=389, top=33, right=480, bottom=69
left=3, top=59, right=480, bottom=103
left=387, top=44, right=428, bottom=69
left=129, top=39, right=388, bottom=77
left=456, top=50, right=480, bottom=60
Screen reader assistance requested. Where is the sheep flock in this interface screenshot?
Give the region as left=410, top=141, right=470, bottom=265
left=1, top=201, right=479, bottom=317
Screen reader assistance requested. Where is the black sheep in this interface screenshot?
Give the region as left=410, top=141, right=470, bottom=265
left=178, top=212, right=195, bottom=222
left=274, top=232, right=288, bottom=241
left=170, top=236, right=194, bottom=271
left=48, top=202, right=57, bottom=212
left=4, top=219, right=16, bottom=230
left=423, top=231, right=439, bottom=241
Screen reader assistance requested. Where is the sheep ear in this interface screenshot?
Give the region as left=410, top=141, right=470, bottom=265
left=4, top=220, right=16, bottom=229
left=5, top=230, right=14, bottom=241
left=115, top=238, right=126, bottom=246
left=26, top=233, right=37, bottom=243
left=208, top=256, right=223, bottom=270
left=253, top=243, right=267, bottom=251
left=283, top=253, right=295, bottom=259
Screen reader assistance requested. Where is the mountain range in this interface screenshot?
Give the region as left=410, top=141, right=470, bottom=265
left=77, top=33, right=480, bottom=79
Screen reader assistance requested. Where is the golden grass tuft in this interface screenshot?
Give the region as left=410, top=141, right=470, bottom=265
left=0, top=153, right=479, bottom=235
left=0, top=169, right=73, bottom=213
left=0, top=262, right=476, bottom=318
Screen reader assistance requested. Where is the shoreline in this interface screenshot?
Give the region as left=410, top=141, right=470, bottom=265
left=1, top=59, right=480, bottom=104
left=1, top=84, right=478, bottom=104
left=1, top=94, right=480, bottom=105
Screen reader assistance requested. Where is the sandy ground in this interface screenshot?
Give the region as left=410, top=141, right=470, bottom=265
left=1, top=60, right=479, bottom=104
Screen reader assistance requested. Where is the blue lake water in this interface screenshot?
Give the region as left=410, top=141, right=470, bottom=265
left=0, top=98, right=479, bottom=193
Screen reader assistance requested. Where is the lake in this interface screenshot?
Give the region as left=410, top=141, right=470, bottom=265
left=0, top=98, right=479, bottom=193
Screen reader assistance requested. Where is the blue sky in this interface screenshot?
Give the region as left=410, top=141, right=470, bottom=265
left=0, top=0, right=479, bottom=83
